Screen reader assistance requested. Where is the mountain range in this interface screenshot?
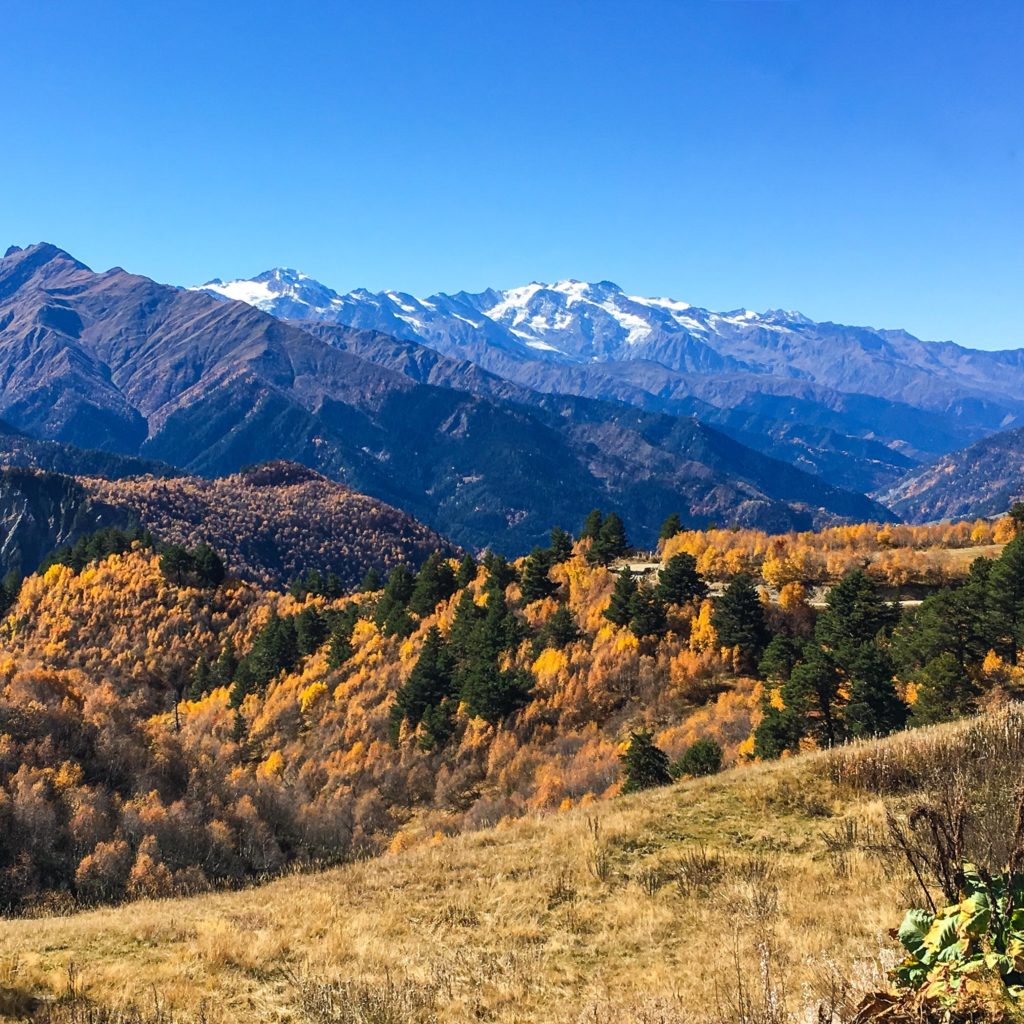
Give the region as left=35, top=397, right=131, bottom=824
left=0, top=243, right=894, bottom=554
left=197, top=270, right=1024, bottom=490
left=3, top=241, right=1022, bottom=549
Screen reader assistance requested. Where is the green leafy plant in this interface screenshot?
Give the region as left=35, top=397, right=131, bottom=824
left=891, top=863, right=1024, bottom=1005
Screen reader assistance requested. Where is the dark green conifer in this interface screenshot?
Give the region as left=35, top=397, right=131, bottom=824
left=537, top=604, right=580, bottom=650
left=549, top=526, right=574, bottom=564
left=659, top=513, right=683, bottom=542
left=673, top=737, right=723, bottom=778
left=911, top=653, right=980, bottom=725
left=655, top=552, right=707, bottom=606
left=605, top=571, right=639, bottom=627
left=408, top=552, right=457, bottom=617
left=620, top=730, right=672, bottom=793
left=711, top=574, right=770, bottom=669
left=455, top=553, right=477, bottom=588
left=359, top=567, right=383, bottom=593
left=629, top=588, right=667, bottom=639
left=520, top=547, right=558, bottom=604
left=392, top=626, right=455, bottom=732
left=295, top=606, right=328, bottom=656
left=580, top=509, right=604, bottom=541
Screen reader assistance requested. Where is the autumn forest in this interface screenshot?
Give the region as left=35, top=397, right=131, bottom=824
left=2, top=485, right=1022, bottom=915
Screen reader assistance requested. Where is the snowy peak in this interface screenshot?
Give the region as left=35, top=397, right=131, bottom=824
left=192, top=268, right=961, bottom=383
left=189, top=268, right=827, bottom=371
left=196, top=268, right=345, bottom=319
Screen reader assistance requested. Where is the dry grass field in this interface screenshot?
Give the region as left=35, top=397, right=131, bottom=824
left=7, top=707, right=1022, bottom=1024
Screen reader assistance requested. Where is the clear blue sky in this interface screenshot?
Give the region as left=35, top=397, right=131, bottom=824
left=4, top=0, right=1022, bottom=348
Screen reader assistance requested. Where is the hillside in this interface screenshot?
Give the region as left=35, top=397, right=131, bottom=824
left=0, top=421, right=178, bottom=480
left=2, top=708, right=1022, bottom=1023
left=81, top=461, right=457, bottom=588
left=0, top=462, right=452, bottom=587
left=880, top=425, right=1024, bottom=523
left=0, top=468, right=135, bottom=579
left=1, top=506, right=1022, bottom=921
left=0, top=243, right=893, bottom=551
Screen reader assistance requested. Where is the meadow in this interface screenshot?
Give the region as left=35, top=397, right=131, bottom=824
left=5, top=705, right=1021, bottom=1024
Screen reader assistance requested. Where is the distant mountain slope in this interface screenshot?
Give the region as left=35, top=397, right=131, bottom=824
left=82, top=461, right=456, bottom=588
left=0, top=420, right=180, bottom=479
left=196, top=272, right=1024, bottom=467
left=301, top=322, right=916, bottom=495
left=0, top=243, right=891, bottom=552
left=0, top=461, right=453, bottom=586
left=0, top=467, right=134, bottom=578
left=879, top=426, right=1024, bottom=523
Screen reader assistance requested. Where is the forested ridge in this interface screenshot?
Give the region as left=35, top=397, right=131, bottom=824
left=1, top=506, right=1023, bottom=913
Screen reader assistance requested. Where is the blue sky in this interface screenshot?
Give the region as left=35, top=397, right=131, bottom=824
left=4, top=1, right=1022, bottom=348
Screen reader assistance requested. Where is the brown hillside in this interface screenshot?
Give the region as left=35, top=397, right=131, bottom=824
left=80, top=461, right=456, bottom=588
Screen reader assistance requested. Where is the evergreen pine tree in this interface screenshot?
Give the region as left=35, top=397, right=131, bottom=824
left=711, top=574, right=770, bottom=669
left=629, top=588, right=667, bottom=639
left=188, top=656, right=212, bottom=700
left=842, top=644, right=907, bottom=738
left=289, top=569, right=321, bottom=600
left=754, top=648, right=838, bottom=758
left=159, top=545, right=195, bottom=586
left=659, top=513, right=683, bottom=542
left=673, top=737, right=723, bottom=778
left=455, top=553, right=477, bottom=588
left=815, top=569, right=905, bottom=738
left=211, top=639, right=237, bottom=688
left=816, top=569, right=898, bottom=654
left=605, top=571, right=639, bottom=627
left=620, top=731, right=672, bottom=793
left=0, top=569, right=21, bottom=613
left=520, top=547, right=558, bottom=604
left=549, top=526, right=574, bottom=564
left=192, top=544, right=226, bottom=588
left=590, top=512, right=628, bottom=565
left=655, top=553, right=707, bottom=606
left=911, top=652, right=980, bottom=725
left=375, top=564, right=416, bottom=636
left=758, top=634, right=804, bottom=683
left=537, top=604, right=581, bottom=650
left=327, top=627, right=354, bottom=668
left=477, top=584, right=527, bottom=659
left=786, top=649, right=843, bottom=748
left=295, top=606, right=328, bottom=656
left=359, top=567, right=382, bottom=593
left=418, top=698, right=457, bottom=751
left=244, top=613, right=300, bottom=688
left=893, top=586, right=989, bottom=676
left=381, top=606, right=416, bottom=639
left=408, top=552, right=457, bottom=617
left=392, top=626, right=456, bottom=732
left=482, top=552, right=518, bottom=590
left=449, top=589, right=485, bottom=662
left=580, top=509, right=604, bottom=541
left=460, top=662, right=533, bottom=724
left=988, top=535, right=1024, bottom=660
left=1010, top=502, right=1024, bottom=535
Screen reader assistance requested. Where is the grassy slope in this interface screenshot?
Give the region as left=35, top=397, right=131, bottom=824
left=0, top=735, right=916, bottom=1024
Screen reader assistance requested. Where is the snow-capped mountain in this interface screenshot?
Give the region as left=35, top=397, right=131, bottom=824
left=194, top=273, right=1024, bottom=402
left=193, top=272, right=1024, bottom=477
left=195, top=273, right=808, bottom=371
